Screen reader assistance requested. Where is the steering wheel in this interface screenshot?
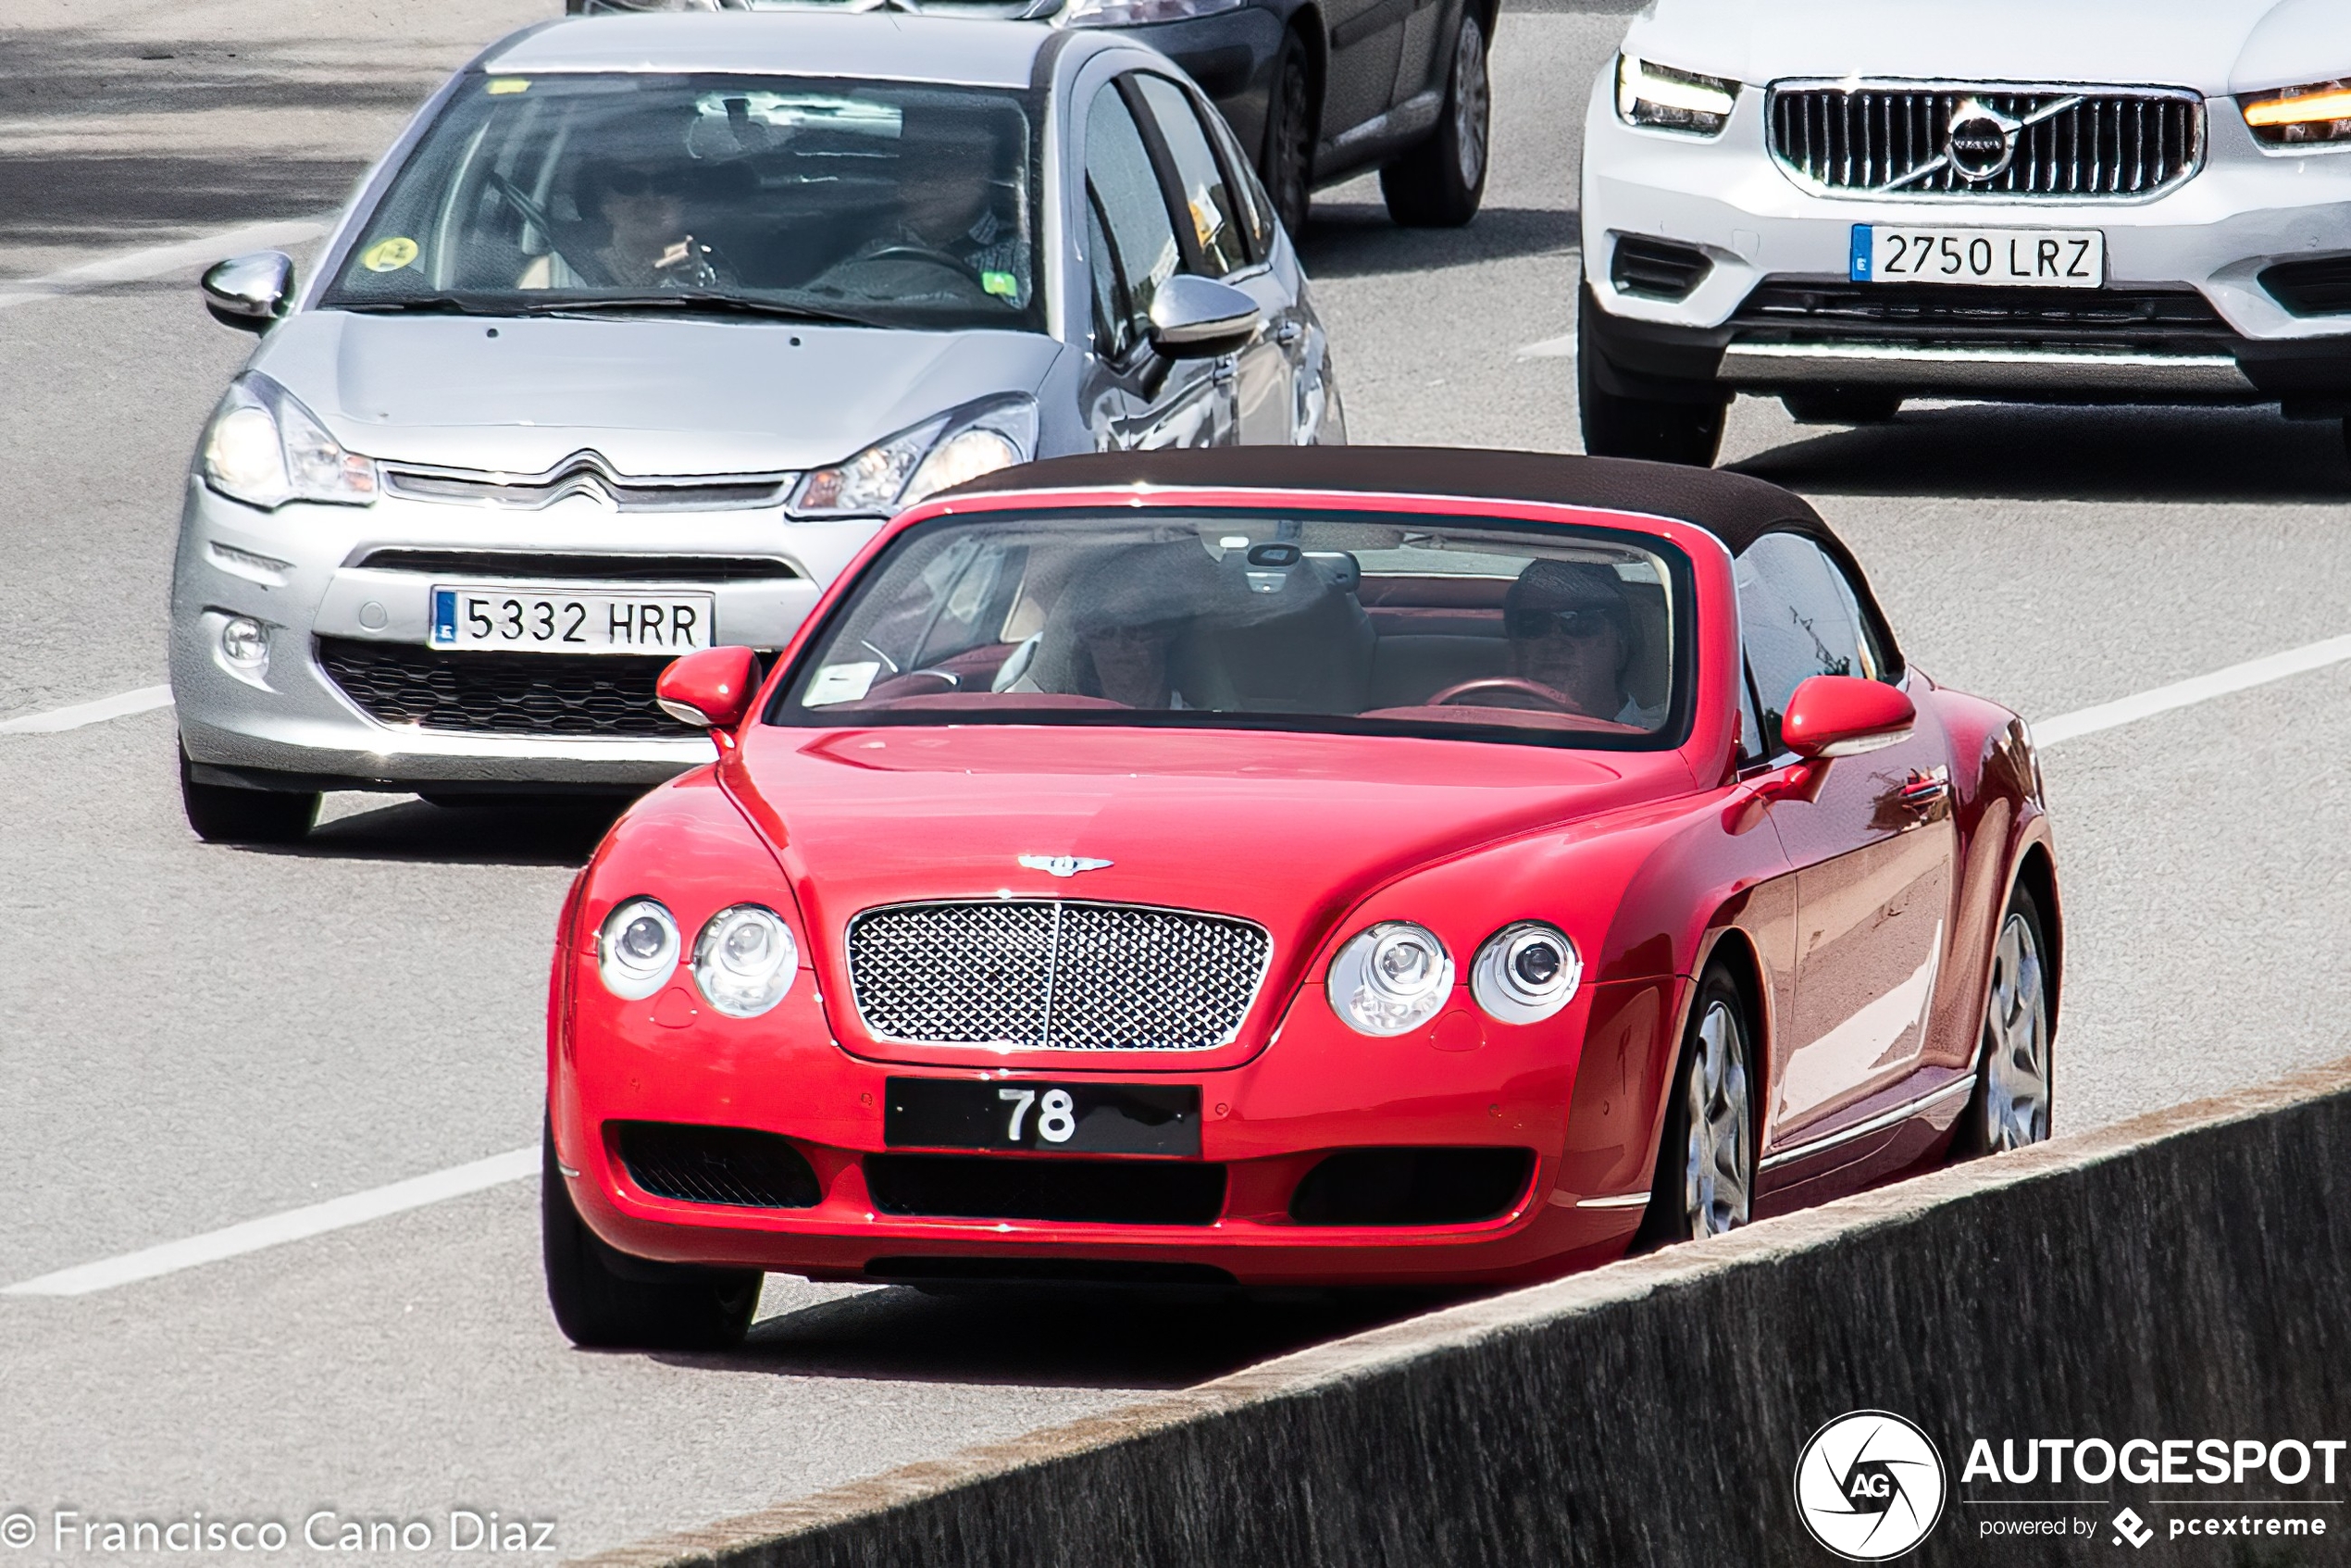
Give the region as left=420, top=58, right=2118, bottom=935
left=487, top=172, right=607, bottom=284
left=1427, top=676, right=1583, bottom=713
left=859, top=243, right=981, bottom=277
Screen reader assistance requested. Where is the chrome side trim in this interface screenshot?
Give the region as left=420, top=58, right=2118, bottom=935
left=1759, top=1073, right=1976, bottom=1173
left=1574, top=1192, right=1653, bottom=1210
left=1720, top=341, right=2254, bottom=394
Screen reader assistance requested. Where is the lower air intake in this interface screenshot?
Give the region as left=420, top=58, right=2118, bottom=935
left=864, top=1154, right=1226, bottom=1225
left=1288, top=1147, right=1535, bottom=1226
left=615, top=1122, right=821, bottom=1209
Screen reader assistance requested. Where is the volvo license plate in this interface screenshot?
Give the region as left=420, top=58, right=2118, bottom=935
left=1851, top=225, right=2104, bottom=288
left=429, top=584, right=715, bottom=653
left=884, top=1077, right=1201, bottom=1156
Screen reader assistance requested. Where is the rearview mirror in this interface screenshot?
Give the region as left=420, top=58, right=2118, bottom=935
left=656, top=646, right=759, bottom=732
left=1146, top=275, right=1263, bottom=360
left=1781, top=675, right=1915, bottom=759
left=201, top=251, right=294, bottom=333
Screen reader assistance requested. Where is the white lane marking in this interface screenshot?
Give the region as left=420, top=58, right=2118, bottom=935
left=2034, top=633, right=2351, bottom=747
left=1515, top=331, right=1577, bottom=359
left=0, top=685, right=172, bottom=734
left=2, top=1147, right=537, bottom=1297
left=7, top=634, right=2351, bottom=1296
left=0, top=216, right=332, bottom=310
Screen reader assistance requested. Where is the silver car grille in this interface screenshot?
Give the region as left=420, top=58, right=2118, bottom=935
left=379, top=450, right=795, bottom=513
left=847, top=901, right=1273, bottom=1052
left=1767, top=82, right=2204, bottom=201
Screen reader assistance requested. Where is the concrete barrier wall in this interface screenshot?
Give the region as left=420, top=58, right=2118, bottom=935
left=583, top=1062, right=2351, bottom=1568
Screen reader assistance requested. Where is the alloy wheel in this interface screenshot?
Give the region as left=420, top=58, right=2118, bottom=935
left=1450, top=14, right=1490, bottom=194
left=1981, top=909, right=2051, bottom=1151
left=1683, top=998, right=1752, bottom=1237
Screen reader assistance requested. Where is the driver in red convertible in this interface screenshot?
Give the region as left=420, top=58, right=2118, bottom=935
left=1502, top=559, right=1663, bottom=728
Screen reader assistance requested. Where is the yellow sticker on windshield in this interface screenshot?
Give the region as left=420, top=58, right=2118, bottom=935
left=363, top=236, right=419, bottom=273
left=487, top=77, right=530, bottom=95
left=981, top=270, right=1018, bottom=300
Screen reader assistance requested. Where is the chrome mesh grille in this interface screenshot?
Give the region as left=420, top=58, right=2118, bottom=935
left=1768, top=83, right=2203, bottom=200
left=847, top=901, right=1271, bottom=1051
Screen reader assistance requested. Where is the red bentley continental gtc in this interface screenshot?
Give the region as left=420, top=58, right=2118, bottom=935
left=542, top=448, right=2059, bottom=1348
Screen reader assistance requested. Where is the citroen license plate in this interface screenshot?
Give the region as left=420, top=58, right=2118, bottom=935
left=429, top=584, right=715, bottom=653
left=1851, top=225, right=2104, bottom=288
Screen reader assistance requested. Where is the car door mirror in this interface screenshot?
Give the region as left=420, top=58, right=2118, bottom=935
left=201, top=251, right=294, bottom=333
left=656, top=646, right=759, bottom=732
left=1146, top=274, right=1262, bottom=359
left=1781, top=674, right=1915, bottom=759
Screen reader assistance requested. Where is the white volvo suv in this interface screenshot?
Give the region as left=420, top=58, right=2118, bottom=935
left=1576, top=0, right=2351, bottom=466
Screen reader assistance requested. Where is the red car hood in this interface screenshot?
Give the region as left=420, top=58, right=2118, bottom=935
left=728, top=724, right=1697, bottom=1060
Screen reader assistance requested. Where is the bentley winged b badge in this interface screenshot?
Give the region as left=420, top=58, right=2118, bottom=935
left=1018, top=854, right=1114, bottom=878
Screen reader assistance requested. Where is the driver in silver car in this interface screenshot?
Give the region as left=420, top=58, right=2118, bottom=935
left=1502, top=560, right=1662, bottom=727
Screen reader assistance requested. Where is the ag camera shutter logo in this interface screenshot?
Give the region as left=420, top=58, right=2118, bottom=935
left=1794, top=1411, right=1947, bottom=1561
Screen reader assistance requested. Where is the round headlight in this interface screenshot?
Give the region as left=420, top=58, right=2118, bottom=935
left=1471, top=921, right=1581, bottom=1025
left=598, top=898, right=679, bottom=1000
left=691, top=903, right=798, bottom=1017
left=1326, top=920, right=1454, bottom=1037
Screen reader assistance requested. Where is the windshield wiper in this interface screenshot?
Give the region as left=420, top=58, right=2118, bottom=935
left=336, top=295, right=516, bottom=317
left=519, top=292, right=885, bottom=329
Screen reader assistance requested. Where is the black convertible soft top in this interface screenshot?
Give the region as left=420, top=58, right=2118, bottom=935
left=938, top=446, right=1838, bottom=559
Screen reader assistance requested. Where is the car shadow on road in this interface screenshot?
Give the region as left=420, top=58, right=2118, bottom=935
left=236, top=796, right=622, bottom=867
left=1732, top=402, right=2351, bottom=504
left=646, top=1282, right=1467, bottom=1390
left=1296, top=202, right=1576, bottom=280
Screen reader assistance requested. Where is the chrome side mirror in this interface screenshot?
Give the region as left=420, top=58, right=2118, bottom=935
left=1146, top=275, right=1263, bottom=360
left=201, top=251, right=294, bottom=334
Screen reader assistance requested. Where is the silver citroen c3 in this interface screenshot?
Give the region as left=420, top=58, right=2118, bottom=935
left=172, top=10, right=1344, bottom=842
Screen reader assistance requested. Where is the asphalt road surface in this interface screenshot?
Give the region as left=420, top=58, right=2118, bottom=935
left=6, top=0, right=2351, bottom=1560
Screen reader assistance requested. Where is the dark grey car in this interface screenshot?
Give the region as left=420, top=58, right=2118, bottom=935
left=569, top=0, right=1498, bottom=232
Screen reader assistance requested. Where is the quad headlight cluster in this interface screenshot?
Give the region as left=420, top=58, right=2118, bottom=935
left=1326, top=918, right=1581, bottom=1037
left=596, top=897, right=798, bottom=1017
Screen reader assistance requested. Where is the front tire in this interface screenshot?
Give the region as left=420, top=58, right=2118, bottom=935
left=179, top=743, right=318, bottom=845
left=1261, top=31, right=1316, bottom=239
left=1639, top=967, right=1755, bottom=1245
left=541, top=1121, right=761, bottom=1350
left=1955, top=887, right=2053, bottom=1156
left=1576, top=294, right=1727, bottom=466
left=1378, top=9, right=1490, bottom=228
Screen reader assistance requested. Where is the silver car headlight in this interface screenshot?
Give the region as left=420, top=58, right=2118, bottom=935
left=691, top=903, right=798, bottom=1017
left=1327, top=921, right=1455, bottom=1037
left=1616, top=55, right=1739, bottom=137
left=792, top=397, right=1037, bottom=516
left=1064, top=0, right=1245, bottom=27
left=198, top=373, right=378, bottom=510
left=598, top=898, right=680, bottom=1000
left=1470, top=921, right=1581, bottom=1026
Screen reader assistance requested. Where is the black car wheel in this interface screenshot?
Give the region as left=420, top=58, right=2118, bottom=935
left=1637, top=965, right=1756, bottom=1247
left=1575, top=293, right=1727, bottom=466
left=541, top=1118, right=763, bottom=1350
left=179, top=743, right=318, bottom=845
left=1782, top=388, right=1905, bottom=425
left=1379, top=9, right=1490, bottom=228
left=1262, top=31, right=1316, bottom=238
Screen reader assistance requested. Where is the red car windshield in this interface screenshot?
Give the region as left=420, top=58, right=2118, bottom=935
left=771, top=508, right=1690, bottom=748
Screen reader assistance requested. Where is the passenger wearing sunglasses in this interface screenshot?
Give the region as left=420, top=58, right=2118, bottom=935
left=518, top=156, right=725, bottom=290
left=1500, top=559, right=1662, bottom=728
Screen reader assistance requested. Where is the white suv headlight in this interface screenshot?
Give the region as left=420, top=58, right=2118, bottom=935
left=792, top=397, right=1037, bottom=516
left=1327, top=921, right=1455, bottom=1037
left=2242, top=79, right=2351, bottom=147
left=198, top=373, right=378, bottom=510
left=1616, top=55, right=1739, bottom=137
